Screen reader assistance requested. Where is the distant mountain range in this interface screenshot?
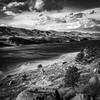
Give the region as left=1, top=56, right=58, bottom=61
left=0, top=26, right=97, bottom=47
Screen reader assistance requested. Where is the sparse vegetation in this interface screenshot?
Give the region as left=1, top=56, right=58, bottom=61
left=64, top=66, right=80, bottom=87
left=75, top=44, right=100, bottom=64
left=37, top=64, right=43, bottom=69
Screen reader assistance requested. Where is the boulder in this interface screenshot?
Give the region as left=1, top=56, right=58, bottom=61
left=82, top=75, right=100, bottom=98
left=16, top=90, right=35, bottom=100
left=57, top=87, right=76, bottom=100
left=71, top=94, right=84, bottom=100
left=90, top=10, right=95, bottom=14
left=16, top=88, right=58, bottom=100
left=63, top=89, right=76, bottom=100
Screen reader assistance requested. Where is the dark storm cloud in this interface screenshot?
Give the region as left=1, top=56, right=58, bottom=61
left=66, top=0, right=100, bottom=8
left=27, top=0, right=100, bottom=11
left=42, top=0, right=100, bottom=10
left=0, top=0, right=100, bottom=12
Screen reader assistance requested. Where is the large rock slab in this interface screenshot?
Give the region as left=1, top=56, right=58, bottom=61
left=16, top=90, right=34, bottom=100
left=16, top=88, right=58, bottom=100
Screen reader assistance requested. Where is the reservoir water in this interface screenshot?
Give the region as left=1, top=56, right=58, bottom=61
left=0, top=40, right=99, bottom=74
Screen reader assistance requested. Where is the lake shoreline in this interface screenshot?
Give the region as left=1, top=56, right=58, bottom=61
left=0, top=40, right=100, bottom=79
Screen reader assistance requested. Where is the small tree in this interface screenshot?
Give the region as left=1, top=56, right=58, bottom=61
left=75, top=49, right=84, bottom=62
left=64, top=66, right=80, bottom=87
left=37, top=64, right=43, bottom=69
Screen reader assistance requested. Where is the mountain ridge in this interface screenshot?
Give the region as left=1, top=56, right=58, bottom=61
left=0, top=26, right=97, bottom=47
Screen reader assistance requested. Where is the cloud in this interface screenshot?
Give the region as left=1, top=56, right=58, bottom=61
left=34, top=0, right=44, bottom=10
left=27, top=0, right=100, bottom=11
left=7, top=2, right=24, bottom=8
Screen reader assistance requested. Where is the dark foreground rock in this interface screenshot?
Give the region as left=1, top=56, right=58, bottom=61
left=16, top=87, right=77, bottom=100
left=16, top=88, right=59, bottom=100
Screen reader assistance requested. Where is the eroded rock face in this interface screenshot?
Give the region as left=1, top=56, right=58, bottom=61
left=16, top=87, right=77, bottom=100
left=82, top=75, right=100, bottom=97
left=16, top=90, right=34, bottom=100
left=57, top=87, right=76, bottom=100
left=71, top=94, right=84, bottom=100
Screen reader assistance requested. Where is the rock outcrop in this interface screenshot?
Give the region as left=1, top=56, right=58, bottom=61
left=16, top=88, right=59, bottom=100
left=75, top=42, right=100, bottom=64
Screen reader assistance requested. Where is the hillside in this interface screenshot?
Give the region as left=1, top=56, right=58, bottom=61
left=0, top=41, right=100, bottom=100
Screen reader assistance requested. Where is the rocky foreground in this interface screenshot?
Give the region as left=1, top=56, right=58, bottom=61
left=0, top=41, right=100, bottom=100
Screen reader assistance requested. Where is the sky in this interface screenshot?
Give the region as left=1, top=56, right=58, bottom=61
left=0, top=0, right=100, bottom=28
left=42, top=0, right=100, bottom=10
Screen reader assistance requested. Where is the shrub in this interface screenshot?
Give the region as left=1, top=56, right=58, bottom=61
left=37, top=64, right=43, bottom=69
left=75, top=50, right=84, bottom=62
left=64, top=66, right=80, bottom=87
